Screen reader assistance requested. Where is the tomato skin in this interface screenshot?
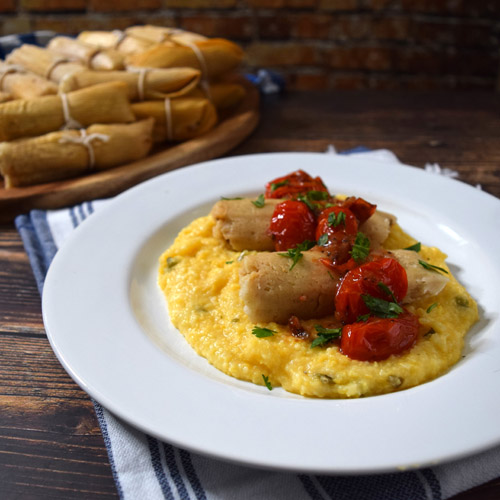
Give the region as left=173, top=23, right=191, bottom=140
left=340, top=312, right=420, bottom=361
left=265, top=170, right=329, bottom=199
left=335, top=258, right=408, bottom=324
left=269, top=200, right=316, bottom=251
left=315, top=206, right=358, bottom=266
left=341, top=197, right=377, bottom=224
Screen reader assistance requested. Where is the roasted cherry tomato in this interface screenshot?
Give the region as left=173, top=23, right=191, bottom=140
left=335, top=257, right=408, bottom=324
left=340, top=312, right=420, bottom=361
left=341, top=197, right=377, bottom=224
left=315, top=206, right=358, bottom=266
left=265, top=170, right=329, bottom=199
left=269, top=200, right=316, bottom=251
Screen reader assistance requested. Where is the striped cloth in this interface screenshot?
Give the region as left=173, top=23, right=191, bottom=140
left=0, top=30, right=56, bottom=58
left=14, top=148, right=500, bottom=499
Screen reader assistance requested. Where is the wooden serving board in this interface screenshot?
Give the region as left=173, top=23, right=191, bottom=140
left=0, top=77, right=259, bottom=224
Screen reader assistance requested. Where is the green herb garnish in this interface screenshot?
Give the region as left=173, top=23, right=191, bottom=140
left=221, top=196, right=243, bottom=200
left=328, top=211, right=346, bottom=227
left=278, top=240, right=316, bottom=270
left=271, top=179, right=289, bottom=191
left=225, top=260, right=234, bottom=264
left=306, top=190, right=329, bottom=201
left=317, top=233, right=328, bottom=246
left=419, top=260, right=448, bottom=274
left=350, top=232, right=371, bottom=263
left=426, top=303, right=438, bottom=313
left=166, top=257, right=178, bottom=268
left=404, top=242, right=421, bottom=252
left=357, top=314, right=370, bottom=322
left=311, top=325, right=342, bottom=348
left=252, top=326, right=276, bottom=338
left=361, top=294, right=403, bottom=318
left=262, top=374, right=272, bottom=390
left=378, top=282, right=397, bottom=303
left=252, top=194, right=265, bottom=208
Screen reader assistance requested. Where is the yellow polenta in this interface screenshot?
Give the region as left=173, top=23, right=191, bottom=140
left=158, top=216, right=478, bottom=398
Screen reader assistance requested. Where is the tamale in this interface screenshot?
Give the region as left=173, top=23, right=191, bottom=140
left=187, top=82, right=246, bottom=110
left=47, top=36, right=125, bottom=71
left=77, top=30, right=154, bottom=55
left=125, top=39, right=244, bottom=79
left=59, top=67, right=201, bottom=101
left=0, top=81, right=135, bottom=142
left=0, top=118, right=154, bottom=188
left=131, top=97, right=217, bottom=143
left=6, top=44, right=85, bottom=83
left=0, top=61, right=58, bottom=99
left=0, top=91, right=12, bottom=103
left=126, top=25, right=207, bottom=45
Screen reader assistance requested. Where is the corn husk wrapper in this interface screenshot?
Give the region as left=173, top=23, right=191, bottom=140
left=77, top=30, right=154, bottom=55
left=47, top=36, right=125, bottom=71
left=0, top=61, right=58, bottom=99
left=126, top=25, right=207, bottom=45
left=125, top=39, right=244, bottom=79
left=0, top=118, right=154, bottom=188
left=132, top=97, right=217, bottom=143
left=0, top=91, right=12, bottom=103
left=0, top=81, right=135, bottom=142
left=7, top=44, right=85, bottom=83
left=188, top=82, right=246, bottom=110
left=59, top=67, right=201, bottom=101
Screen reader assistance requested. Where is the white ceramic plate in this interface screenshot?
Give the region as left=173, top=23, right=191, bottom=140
left=42, top=153, right=500, bottom=474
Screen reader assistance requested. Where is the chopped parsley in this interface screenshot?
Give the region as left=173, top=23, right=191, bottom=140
left=278, top=240, right=316, bottom=270
left=419, top=260, right=448, bottom=274
left=252, top=326, right=276, bottom=338
left=328, top=211, right=346, bottom=227
left=426, top=303, right=438, bottom=313
left=357, top=314, right=370, bottom=322
left=404, top=242, right=421, bottom=252
left=271, top=179, right=289, bottom=191
left=262, top=374, right=272, bottom=390
left=311, top=325, right=342, bottom=348
left=377, top=282, right=397, bottom=303
left=166, top=257, right=178, bottom=268
left=350, top=232, right=371, bottom=263
left=225, top=260, right=234, bottom=264
left=361, top=294, right=403, bottom=318
left=252, top=194, right=265, bottom=208
left=317, top=233, right=329, bottom=246
left=220, top=196, right=243, bottom=200
left=306, top=190, right=330, bottom=201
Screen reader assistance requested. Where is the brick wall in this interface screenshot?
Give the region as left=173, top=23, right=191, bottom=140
left=1, top=0, right=499, bottom=90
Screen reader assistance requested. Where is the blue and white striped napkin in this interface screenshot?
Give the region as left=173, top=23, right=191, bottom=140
left=14, top=148, right=500, bottom=499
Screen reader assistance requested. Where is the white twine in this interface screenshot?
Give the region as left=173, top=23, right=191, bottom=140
left=127, top=66, right=150, bottom=101
left=164, top=97, right=173, bottom=142
left=59, top=129, right=110, bottom=169
left=112, top=30, right=127, bottom=49
left=0, top=64, right=25, bottom=89
left=45, top=57, right=73, bottom=80
left=59, top=92, right=83, bottom=129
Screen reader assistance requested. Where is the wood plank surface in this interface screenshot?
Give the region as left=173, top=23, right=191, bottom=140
left=1, top=90, right=500, bottom=499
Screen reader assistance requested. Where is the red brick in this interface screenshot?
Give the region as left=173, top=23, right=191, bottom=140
left=325, top=45, right=394, bottom=70
left=318, top=0, right=359, bottom=11
left=246, top=42, right=319, bottom=66
left=292, top=13, right=333, bottom=39
left=21, top=0, right=86, bottom=10
left=290, top=71, right=330, bottom=89
left=179, top=15, right=254, bottom=40
left=257, top=15, right=292, bottom=39
left=0, top=0, right=16, bottom=13
left=165, top=0, right=237, bottom=7
left=90, top=0, right=162, bottom=12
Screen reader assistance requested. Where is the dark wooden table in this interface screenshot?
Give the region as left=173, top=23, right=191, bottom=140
left=1, top=90, right=500, bottom=499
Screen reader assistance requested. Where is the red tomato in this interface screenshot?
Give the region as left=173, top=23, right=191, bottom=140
left=335, top=258, right=408, bottom=324
left=340, top=312, right=420, bottom=361
left=269, top=200, right=316, bottom=251
left=265, top=170, right=329, bottom=199
left=315, top=206, right=358, bottom=265
left=341, top=197, right=377, bottom=224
